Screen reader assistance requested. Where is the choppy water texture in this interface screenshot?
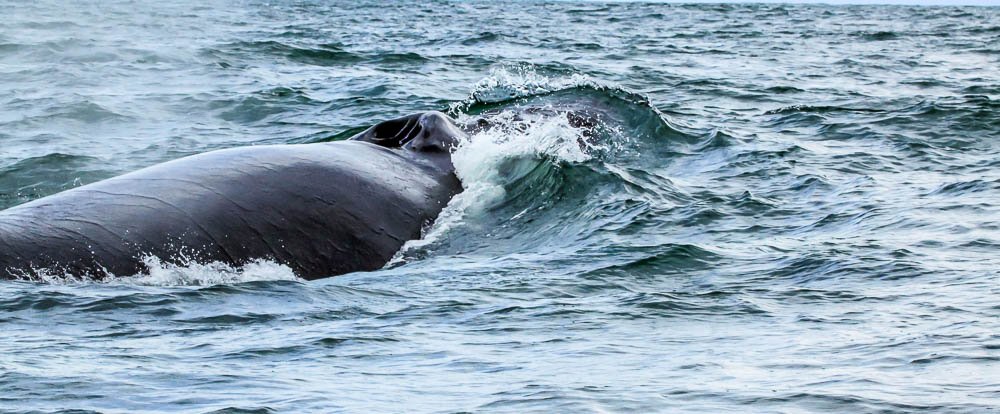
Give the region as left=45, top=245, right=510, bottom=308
left=2, top=1, right=999, bottom=412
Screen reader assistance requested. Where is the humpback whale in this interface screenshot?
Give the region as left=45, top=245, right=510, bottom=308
left=0, top=111, right=466, bottom=281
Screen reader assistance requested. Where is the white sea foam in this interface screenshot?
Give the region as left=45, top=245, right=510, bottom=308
left=118, top=256, right=300, bottom=286
left=22, top=256, right=300, bottom=286
left=388, top=108, right=597, bottom=266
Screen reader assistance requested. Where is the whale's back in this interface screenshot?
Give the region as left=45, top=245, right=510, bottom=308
left=0, top=141, right=461, bottom=280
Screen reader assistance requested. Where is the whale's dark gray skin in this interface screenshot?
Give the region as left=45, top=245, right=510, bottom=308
left=0, top=112, right=466, bottom=281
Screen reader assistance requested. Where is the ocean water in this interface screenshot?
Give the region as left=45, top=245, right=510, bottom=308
left=2, top=0, right=999, bottom=412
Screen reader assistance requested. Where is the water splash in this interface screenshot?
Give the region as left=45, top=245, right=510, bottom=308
left=389, top=108, right=597, bottom=265
left=118, top=257, right=300, bottom=286
left=15, top=256, right=300, bottom=286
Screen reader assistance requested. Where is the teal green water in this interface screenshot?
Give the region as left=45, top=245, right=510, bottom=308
left=1, top=1, right=998, bottom=412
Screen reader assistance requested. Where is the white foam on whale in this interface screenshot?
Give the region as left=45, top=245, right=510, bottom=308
left=18, top=256, right=301, bottom=286
left=120, top=256, right=301, bottom=286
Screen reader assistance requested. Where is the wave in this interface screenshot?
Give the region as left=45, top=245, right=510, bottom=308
left=204, top=40, right=362, bottom=67
left=460, top=32, right=503, bottom=46
left=204, top=40, right=434, bottom=68
left=854, top=31, right=900, bottom=41
left=391, top=66, right=713, bottom=268
left=447, top=64, right=604, bottom=111
left=0, top=153, right=108, bottom=209
left=763, top=105, right=883, bottom=115
left=10, top=100, right=134, bottom=125
left=389, top=101, right=599, bottom=265
left=213, top=87, right=323, bottom=124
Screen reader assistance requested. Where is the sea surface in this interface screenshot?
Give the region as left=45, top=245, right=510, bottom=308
left=1, top=1, right=999, bottom=412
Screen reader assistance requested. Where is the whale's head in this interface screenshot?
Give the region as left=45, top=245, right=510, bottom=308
left=350, top=111, right=467, bottom=155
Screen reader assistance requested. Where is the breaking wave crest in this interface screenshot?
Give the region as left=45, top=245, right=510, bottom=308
left=391, top=65, right=694, bottom=265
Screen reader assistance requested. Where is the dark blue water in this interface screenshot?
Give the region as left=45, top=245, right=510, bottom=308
left=2, top=1, right=999, bottom=412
